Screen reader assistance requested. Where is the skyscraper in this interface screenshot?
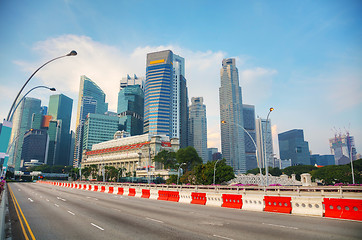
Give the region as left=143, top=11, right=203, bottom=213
left=278, top=129, right=310, bottom=165
left=117, top=76, right=144, bottom=136
left=74, top=75, right=108, bottom=167
left=243, top=104, right=257, bottom=171
left=8, top=97, right=41, bottom=170
left=255, top=118, right=274, bottom=169
left=120, top=74, right=144, bottom=89
left=21, top=129, right=48, bottom=164
left=47, top=94, right=73, bottom=166
left=219, top=58, right=246, bottom=174
left=189, top=97, right=208, bottom=162
left=329, top=133, right=357, bottom=165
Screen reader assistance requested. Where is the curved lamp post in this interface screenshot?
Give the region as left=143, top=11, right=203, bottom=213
left=221, top=120, right=263, bottom=185
left=213, top=159, right=221, bottom=185
left=177, top=163, right=186, bottom=185
left=6, top=50, right=77, bottom=121
left=9, top=86, right=56, bottom=121
left=264, top=107, right=274, bottom=186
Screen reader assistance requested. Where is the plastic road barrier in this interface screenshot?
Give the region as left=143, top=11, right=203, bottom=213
left=222, top=194, right=243, bottom=209
left=168, top=191, right=180, bottom=202
left=323, top=198, right=362, bottom=221
left=93, top=185, right=99, bottom=192
left=158, top=191, right=169, bottom=201
left=108, top=186, right=114, bottom=194
left=264, top=196, right=292, bottom=214
left=128, top=188, right=136, bottom=196
left=100, top=186, right=106, bottom=192
left=141, top=189, right=151, bottom=198
left=191, top=192, right=207, bottom=205
left=117, top=187, right=124, bottom=195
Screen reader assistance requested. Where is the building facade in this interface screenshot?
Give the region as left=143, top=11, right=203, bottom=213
left=243, top=104, right=257, bottom=171
left=8, top=97, right=41, bottom=170
left=310, top=154, right=335, bottom=166
left=255, top=118, right=274, bottom=169
left=47, top=94, right=73, bottom=166
left=82, top=133, right=179, bottom=179
left=117, top=84, right=144, bottom=136
left=189, top=97, right=208, bottom=163
left=82, top=113, right=120, bottom=152
left=219, top=58, right=246, bottom=174
left=120, top=74, right=144, bottom=90
left=74, top=75, right=108, bottom=167
left=21, top=129, right=48, bottom=165
left=329, top=133, right=357, bottom=165
left=278, top=129, right=310, bottom=165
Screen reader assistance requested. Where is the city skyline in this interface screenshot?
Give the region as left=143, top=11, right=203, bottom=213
left=0, top=0, right=361, bottom=157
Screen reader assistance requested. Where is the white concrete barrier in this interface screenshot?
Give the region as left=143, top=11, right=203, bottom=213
left=135, top=188, right=142, bottom=198
left=150, top=189, right=159, bottom=200
left=179, top=191, right=192, bottom=204
left=242, top=195, right=264, bottom=212
left=291, top=197, right=324, bottom=216
left=206, top=193, right=223, bottom=207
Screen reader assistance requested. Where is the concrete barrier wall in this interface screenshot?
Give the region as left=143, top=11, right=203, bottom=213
left=38, top=181, right=362, bottom=221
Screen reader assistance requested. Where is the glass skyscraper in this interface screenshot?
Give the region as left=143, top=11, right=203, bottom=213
left=278, top=129, right=310, bottom=165
left=144, top=50, right=174, bottom=136
left=189, top=97, right=208, bottom=163
left=74, top=75, right=108, bottom=167
left=219, top=58, right=246, bottom=174
left=117, top=84, right=144, bottom=136
left=47, top=94, right=73, bottom=166
left=243, top=104, right=257, bottom=171
left=255, top=118, right=274, bottom=169
left=8, top=97, right=41, bottom=170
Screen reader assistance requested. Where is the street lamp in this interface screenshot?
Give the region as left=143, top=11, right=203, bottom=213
left=264, top=107, right=274, bottom=186
left=177, top=163, right=186, bottom=185
left=213, top=159, right=221, bottom=185
left=9, top=86, right=56, bottom=121
left=221, top=120, right=263, bottom=185
left=6, top=50, right=77, bottom=121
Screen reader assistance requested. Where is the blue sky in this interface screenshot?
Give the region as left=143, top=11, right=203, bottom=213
left=0, top=0, right=361, bottom=157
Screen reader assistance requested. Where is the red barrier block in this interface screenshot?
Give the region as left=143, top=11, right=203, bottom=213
left=100, top=186, right=106, bottom=192
left=117, top=187, right=124, bottom=195
left=264, top=196, right=292, bottom=214
left=141, top=189, right=150, bottom=198
left=168, top=191, right=180, bottom=202
left=108, top=187, right=114, bottom=194
left=93, top=185, right=98, bottom=192
left=78, top=184, right=82, bottom=189
left=88, top=185, right=92, bottom=191
left=158, top=190, right=169, bottom=201
left=324, top=198, right=362, bottom=221
left=83, top=184, right=87, bottom=190
left=222, top=194, right=243, bottom=209
left=129, top=188, right=136, bottom=196
left=191, top=192, right=207, bottom=205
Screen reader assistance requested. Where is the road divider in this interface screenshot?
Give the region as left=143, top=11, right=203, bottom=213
left=264, top=196, right=292, bottom=214
left=323, top=198, right=362, bottom=221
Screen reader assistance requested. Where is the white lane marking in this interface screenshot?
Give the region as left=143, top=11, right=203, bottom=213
left=57, top=196, right=66, bottom=201
left=18, top=189, right=21, bottom=191
left=46, top=199, right=49, bottom=202
left=67, top=211, right=75, bottom=215
left=91, top=223, right=104, bottom=231
left=262, top=223, right=299, bottom=230
left=28, top=198, right=34, bottom=202
left=145, top=217, right=164, bottom=223
left=54, top=204, right=59, bottom=207
left=213, top=235, right=233, bottom=240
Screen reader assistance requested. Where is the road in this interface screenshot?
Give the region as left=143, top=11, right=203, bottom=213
left=7, top=182, right=362, bottom=240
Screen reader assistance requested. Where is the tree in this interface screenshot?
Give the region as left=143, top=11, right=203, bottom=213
left=89, top=164, right=98, bottom=179
left=176, top=146, right=202, bottom=170
left=153, top=150, right=177, bottom=169
left=82, top=166, right=91, bottom=179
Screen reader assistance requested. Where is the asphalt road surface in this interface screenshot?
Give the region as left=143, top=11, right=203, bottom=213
left=7, top=182, right=362, bottom=240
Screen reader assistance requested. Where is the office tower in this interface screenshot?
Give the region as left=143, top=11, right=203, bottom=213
left=120, top=74, right=144, bottom=90
left=8, top=97, right=41, bottom=170
left=219, top=58, right=246, bottom=174
left=172, top=54, right=189, bottom=148
left=255, top=118, right=274, bottom=169
left=82, top=113, right=120, bottom=152
left=243, top=104, right=257, bottom=171
left=41, top=106, right=48, bottom=115
left=207, top=148, right=218, bottom=161
left=144, top=50, right=174, bottom=136
left=329, top=133, right=357, bottom=165
left=278, top=129, right=310, bottom=165
left=74, top=75, right=108, bottom=167
left=69, top=131, right=75, bottom=166
left=21, top=129, right=48, bottom=165
left=47, top=94, right=73, bottom=166
left=117, top=76, right=144, bottom=136
left=189, top=97, right=207, bottom=163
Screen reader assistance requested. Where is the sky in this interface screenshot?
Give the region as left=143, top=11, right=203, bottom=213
left=0, top=0, right=361, bottom=157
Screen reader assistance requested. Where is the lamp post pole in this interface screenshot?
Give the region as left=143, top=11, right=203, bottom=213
left=221, top=120, right=263, bottom=185
left=213, top=159, right=221, bottom=185
left=6, top=50, right=77, bottom=122
left=264, top=107, right=274, bottom=186
left=177, top=163, right=186, bottom=185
